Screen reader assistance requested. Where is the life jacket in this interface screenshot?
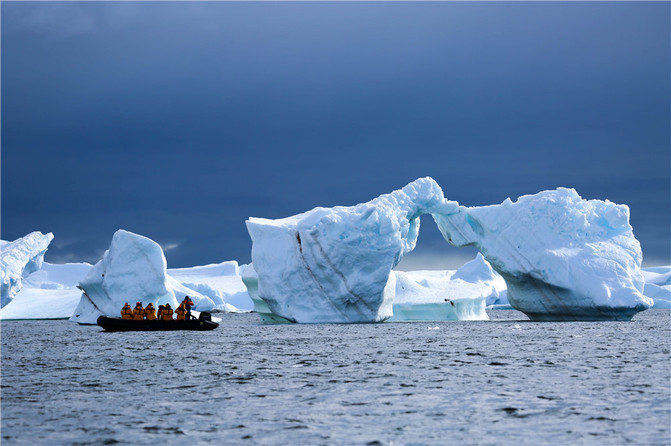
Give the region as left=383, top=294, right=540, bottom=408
left=161, top=307, right=174, bottom=321
left=144, top=304, right=157, bottom=321
left=121, top=305, right=133, bottom=320
left=175, top=304, right=186, bottom=321
left=132, top=305, right=144, bottom=321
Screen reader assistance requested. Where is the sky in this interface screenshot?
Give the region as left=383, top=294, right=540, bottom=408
left=2, top=1, right=669, bottom=269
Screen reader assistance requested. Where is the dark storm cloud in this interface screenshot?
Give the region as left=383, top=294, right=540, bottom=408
left=2, top=2, right=669, bottom=267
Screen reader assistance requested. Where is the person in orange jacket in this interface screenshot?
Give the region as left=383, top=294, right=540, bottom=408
left=181, top=296, right=195, bottom=320
left=144, top=302, right=157, bottom=321
left=132, top=302, right=144, bottom=321
left=160, top=303, right=174, bottom=321
left=175, top=303, right=187, bottom=321
left=120, top=302, right=133, bottom=320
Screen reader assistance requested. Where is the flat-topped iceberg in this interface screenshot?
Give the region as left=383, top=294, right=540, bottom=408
left=391, top=254, right=506, bottom=321
left=70, top=230, right=215, bottom=324
left=434, top=188, right=653, bottom=321
left=0, top=262, right=92, bottom=320
left=246, top=177, right=451, bottom=323
left=1, top=231, right=54, bottom=307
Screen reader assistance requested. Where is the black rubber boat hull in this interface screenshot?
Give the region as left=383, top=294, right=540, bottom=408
left=97, top=316, right=219, bottom=332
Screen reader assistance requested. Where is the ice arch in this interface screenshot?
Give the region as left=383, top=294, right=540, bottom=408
left=246, top=178, right=651, bottom=323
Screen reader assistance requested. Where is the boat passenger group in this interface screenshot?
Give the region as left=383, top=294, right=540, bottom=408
left=120, top=296, right=195, bottom=321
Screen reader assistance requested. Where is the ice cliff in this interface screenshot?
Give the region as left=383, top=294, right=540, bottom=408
left=434, top=188, right=653, bottom=321
left=70, top=230, right=215, bottom=324
left=0, top=231, right=54, bottom=307
left=246, top=177, right=451, bottom=323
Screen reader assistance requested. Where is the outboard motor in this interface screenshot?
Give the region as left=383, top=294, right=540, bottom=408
left=198, top=312, right=212, bottom=322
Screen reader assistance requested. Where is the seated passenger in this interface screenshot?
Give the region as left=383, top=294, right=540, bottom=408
left=157, top=305, right=164, bottom=320
left=144, top=302, right=157, bottom=321
left=132, top=302, right=144, bottom=321
left=161, top=303, right=174, bottom=321
left=121, top=302, right=133, bottom=320
left=175, top=303, right=186, bottom=321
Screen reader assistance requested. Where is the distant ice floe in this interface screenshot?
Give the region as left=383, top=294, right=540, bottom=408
left=168, top=261, right=252, bottom=312
left=0, top=231, right=54, bottom=308
left=434, top=188, right=653, bottom=321
left=390, top=253, right=507, bottom=321
left=0, top=262, right=92, bottom=320
left=642, top=266, right=671, bottom=309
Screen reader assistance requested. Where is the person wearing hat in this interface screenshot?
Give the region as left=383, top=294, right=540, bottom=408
left=175, top=302, right=187, bottom=321
left=157, top=305, right=164, bottom=321
left=182, top=296, right=195, bottom=320
left=132, top=302, right=145, bottom=321
left=120, top=303, right=133, bottom=320
left=160, top=303, right=174, bottom=321
left=144, top=302, right=157, bottom=321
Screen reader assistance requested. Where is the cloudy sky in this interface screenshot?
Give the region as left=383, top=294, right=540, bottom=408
left=2, top=1, right=669, bottom=269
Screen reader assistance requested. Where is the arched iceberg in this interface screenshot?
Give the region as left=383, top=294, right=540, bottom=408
left=246, top=177, right=451, bottom=323
left=433, top=188, right=652, bottom=321
left=1, top=231, right=54, bottom=308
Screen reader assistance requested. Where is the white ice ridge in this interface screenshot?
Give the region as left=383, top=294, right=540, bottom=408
left=70, top=229, right=215, bottom=324
left=246, top=177, right=452, bottom=323
left=642, top=266, right=671, bottom=309
left=433, top=188, right=653, bottom=321
left=390, top=253, right=506, bottom=321
left=168, top=261, right=252, bottom=312
left=0, top=231, right=54, bottom=307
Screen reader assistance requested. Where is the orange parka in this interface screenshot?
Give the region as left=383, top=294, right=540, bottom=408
left=161, top=305, right=174, bottom=321
left=144, top=303, right=157, bottom=321
left=132, top=303, right=145, bottom=321
left=121, top=303, right=133, bottom=320
left=175, top=304, right=187, bottom=321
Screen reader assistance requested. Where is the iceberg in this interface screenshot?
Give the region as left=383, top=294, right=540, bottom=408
left=168, top=261, right=252, bottom=312
left=0, top=262, right=92, bottom=320
left=433, top=188, right=653, bottom=321
left=0, top=231, right=54, bottom=307
left=70, top=230, right=215, bottom=324
left=642, top=266, right=671, bottom=309
left=241, top=264, right=290, bottom=323
left=245, top=177, right=451, bottom=323
left=390, top=253, right=506, bottom=321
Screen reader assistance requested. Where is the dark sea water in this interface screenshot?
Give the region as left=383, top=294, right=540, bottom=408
left=2, top=310, right=670, bottom=446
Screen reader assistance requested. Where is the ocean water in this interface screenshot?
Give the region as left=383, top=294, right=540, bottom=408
left=2, top=310, right=670, bottom=445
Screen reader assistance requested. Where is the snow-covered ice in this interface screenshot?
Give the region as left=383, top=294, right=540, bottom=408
left=245, top=177, right=451, bottom=323
left=642, top=266, right=671, bottom=309
left=433, top=188, right=653, bottom=321
left=70, top=230, right=215, bottom=324
left=390, top=254, right=506, bottom=321
left=169, top=261, right=252, bottom=312
left=0, top=232, right=54, bottom=307
left=0, top=262, right=92, bottom=320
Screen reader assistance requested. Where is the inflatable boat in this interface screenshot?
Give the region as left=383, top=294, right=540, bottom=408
left=97, top=313, right=219, bottom=332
